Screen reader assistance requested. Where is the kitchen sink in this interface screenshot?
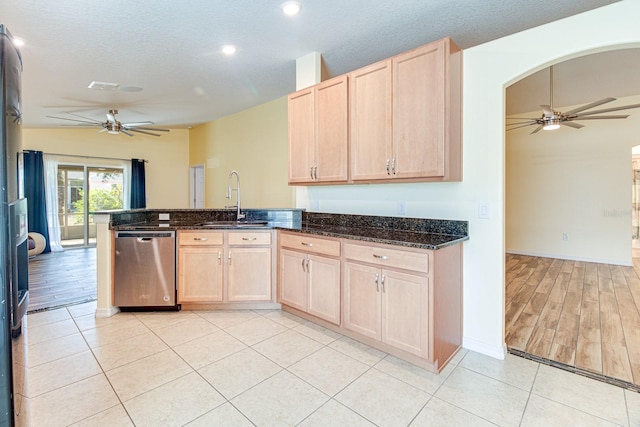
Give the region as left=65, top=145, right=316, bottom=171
left=198, top=220, right=269, bottom=228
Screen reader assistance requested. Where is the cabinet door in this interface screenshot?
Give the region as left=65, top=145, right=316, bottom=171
left=381, top=269, right=428, bottom=357
left=178, top=247, right=223, bottom=302
left=349, top=59, right=393, bottom=181
left=279, top=249, right=308, bottom=311
left=288, top=88, right=315, bottom=184
left=227, top=247, right=272, bottom=301
left=393, top=40, right=445, bottom=178
left=343, top=262, right=381, bottom=340
left=315, top=76, right=348, bottom=182
left=307, top=254, right=341, bottom=325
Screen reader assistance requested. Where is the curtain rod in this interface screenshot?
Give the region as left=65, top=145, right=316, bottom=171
left=21, top=150, right=148, bottom=163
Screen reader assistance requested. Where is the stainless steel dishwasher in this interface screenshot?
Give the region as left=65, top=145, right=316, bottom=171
left=114, top=231, right=177, bottom=309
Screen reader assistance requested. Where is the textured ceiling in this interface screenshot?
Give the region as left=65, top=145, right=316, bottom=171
left=0, top=0, right=622, bottom=128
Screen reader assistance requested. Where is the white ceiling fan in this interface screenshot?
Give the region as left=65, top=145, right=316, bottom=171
left=506, top=66, right=640, bottom=134
left=47, top=109, right=170, bottom=137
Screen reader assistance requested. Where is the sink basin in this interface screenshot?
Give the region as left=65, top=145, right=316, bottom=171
left=198, top=221, right=269, bottom=228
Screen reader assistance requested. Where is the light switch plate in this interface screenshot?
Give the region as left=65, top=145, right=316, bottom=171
left=478, top=203, right=490, bottom=219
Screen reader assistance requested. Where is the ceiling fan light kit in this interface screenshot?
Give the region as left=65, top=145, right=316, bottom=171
left=46, top=109, right=169, bottom=137
left=506, top=65, right=640, bottom=135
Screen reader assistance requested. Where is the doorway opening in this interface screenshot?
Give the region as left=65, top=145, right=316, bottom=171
left=58, top=164, right=124, bottom=247
left=189, top=165, right=205, bottom=208
left=632, top=148, right=640, bottom=258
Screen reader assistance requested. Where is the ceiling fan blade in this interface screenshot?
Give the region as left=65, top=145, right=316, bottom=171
left=506, top=120, right=538, bottom=127
left=506, top=122, right=538, bottom=131
left=120, top=129, right=134, bottom=137
left=571, top=115, right=629, bottom=120
left=506, top=117, right=540, bottom=121
left=66, top=112, right=103, bottom=122
left=128, top=128, right=161, bottom=137
left=563, top=97, right=616, bottom=116
left=541, top=105, right=553, bottom=117
left=98, top=128, right=108, bottom=133
left=572, top=103, right=640, bottom=117
left=530, top=124, right=544, bottom=134
left=122, top=121, right=155, bottom=127
left=46, top=115, right=102, bottom=125
left=125, top=126, right=170, bottom=132
left=560, top=121, right=584, bottom=129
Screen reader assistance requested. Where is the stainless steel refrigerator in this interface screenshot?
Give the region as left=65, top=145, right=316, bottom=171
left=1, top=24, right=29, bottom=426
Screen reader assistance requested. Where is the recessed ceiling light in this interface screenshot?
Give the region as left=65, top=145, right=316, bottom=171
left=222, top=45, right=236, bottom=55
left=88, top=81, right=119, bottom=91
left=281, top=1, right=301, bottom=16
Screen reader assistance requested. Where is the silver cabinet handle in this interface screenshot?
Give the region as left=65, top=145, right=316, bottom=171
left=301, top=257, right=306, bottom=272
left=310, top=166, right=314, bottom=180
left=385, top=159, right=390, bottom=175
left=314, top=165, right=318, bottom=180
left=193, top=237, right=208, bottom=241
left=217, top=251, right=221, bottom=265
left=305, top=258, right=310, bottom=272
left=373, top=254, right=389, bottom=260
left=301, top=242, right=313, bottom=247
left=391, top=158, right=396, bottom=175
left=228, top=252, right=232, bottom=265
left=374, top=273, right=379, bottom=292
left=381, top=274, right=385, bottom=292
left=242, top=237, right=257, bottom=241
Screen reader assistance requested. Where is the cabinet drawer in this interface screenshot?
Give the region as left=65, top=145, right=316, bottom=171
left=178, top=230, right=224, bottom=246
left=344, top=242, right=428, bottom=273
left=279, top=232, right=340, bottom=257
left=228, top=231, right=272, bottom=246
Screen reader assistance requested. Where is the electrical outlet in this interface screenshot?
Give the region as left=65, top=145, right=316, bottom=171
left=562, top=233, right=569, bottom=241
left=159, top=213, right=170, bottom=221
left=397, top=201, right=406, bottom=215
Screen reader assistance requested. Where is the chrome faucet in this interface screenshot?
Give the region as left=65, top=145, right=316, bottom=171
left=225, top=170, right=245, bottom=220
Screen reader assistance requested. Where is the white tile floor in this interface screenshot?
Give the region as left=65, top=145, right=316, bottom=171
left=19, top=302, right=639, bottom=426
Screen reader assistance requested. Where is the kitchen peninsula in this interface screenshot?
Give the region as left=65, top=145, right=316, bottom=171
left=94, top=209, right=468, bottom=372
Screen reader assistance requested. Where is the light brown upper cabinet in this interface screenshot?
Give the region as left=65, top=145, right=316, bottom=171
left=288, top=75, right=349, bottom=184
left=350, top=37, right=461, bottom=183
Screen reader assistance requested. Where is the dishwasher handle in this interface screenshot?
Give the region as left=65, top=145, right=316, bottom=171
left=115, top=231, right=175, bottom=239
left=137, top=237, right=153, bottom=242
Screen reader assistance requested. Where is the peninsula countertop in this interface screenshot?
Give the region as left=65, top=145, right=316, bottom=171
left=107, top=209, right=468, bottom=250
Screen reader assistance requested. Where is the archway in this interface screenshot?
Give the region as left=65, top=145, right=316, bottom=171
left=459, top=0, right=640, bottom=362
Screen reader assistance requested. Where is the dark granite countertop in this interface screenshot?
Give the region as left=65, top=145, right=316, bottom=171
left=289, top=223, right=467, bottom=250
left=108, top=209, right=468, bottom=250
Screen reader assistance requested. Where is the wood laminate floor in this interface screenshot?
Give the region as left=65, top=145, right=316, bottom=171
left=505, top=253, right=640, bottom=388
left=27, top=247, right=97, bottom=313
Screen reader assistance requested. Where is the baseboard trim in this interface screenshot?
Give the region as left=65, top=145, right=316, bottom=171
left=96, top=306, right=120, bottom=318
left=462, top=336, right=506, bottom=360
left=505, top=249, right=632, bottom=267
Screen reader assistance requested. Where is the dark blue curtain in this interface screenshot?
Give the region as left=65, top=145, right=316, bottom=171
left=23, top=150, right=51, bottom=253
left=130, top=159, right=146, bottom=209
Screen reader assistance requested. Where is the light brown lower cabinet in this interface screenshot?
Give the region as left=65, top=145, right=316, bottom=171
left=344, top=262, right=428, bottom=358
left=280, top=249, right=341, bottom=325
left=227, top=247, right=272, bottom=301
left=178, top=246, right=224, bottom=302
left=278, top=232, right=341, bottom=325
left=178, top=230, right=274, bottom=304
left=278, top=231, right=462, bottom=372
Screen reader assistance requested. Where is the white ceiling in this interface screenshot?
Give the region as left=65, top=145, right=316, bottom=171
left=0, top=0, right=624, bottom=129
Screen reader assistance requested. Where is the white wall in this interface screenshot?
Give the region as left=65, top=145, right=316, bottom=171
left=296, top=0, right=640, bottom=359
left=506, top=94, right=640, bottom=266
